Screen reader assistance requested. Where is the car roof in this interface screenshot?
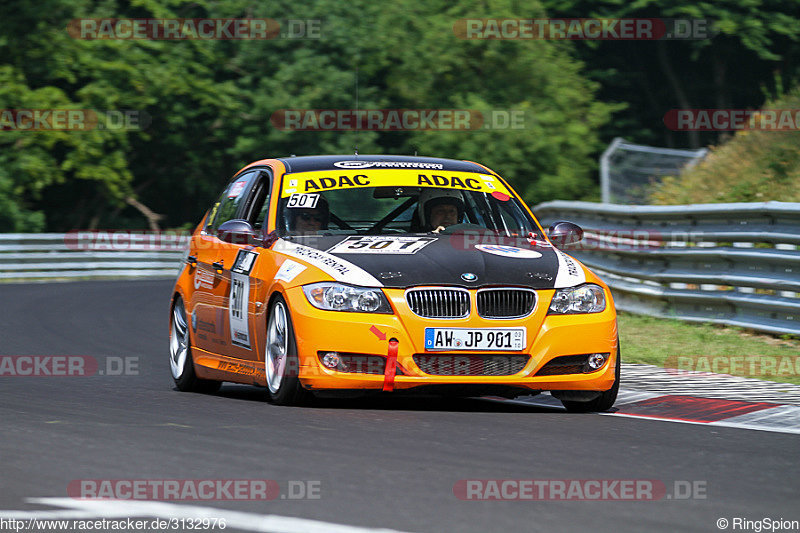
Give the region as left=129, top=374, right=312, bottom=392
left=276, top=154, right=492, bottom=174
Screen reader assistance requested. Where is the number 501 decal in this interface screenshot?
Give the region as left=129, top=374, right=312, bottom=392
left=327, top=236, right=435, bottom=255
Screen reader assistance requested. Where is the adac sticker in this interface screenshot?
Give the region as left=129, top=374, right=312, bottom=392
left=281, top=169, right=512, bottom=197
left=474, top=244, right=542, bottom=259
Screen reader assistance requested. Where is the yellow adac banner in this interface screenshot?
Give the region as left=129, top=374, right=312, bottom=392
left=280, top=169, right=511, bottom=197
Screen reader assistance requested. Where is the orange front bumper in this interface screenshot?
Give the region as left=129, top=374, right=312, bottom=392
left=287, top=287, right=618, bottom=393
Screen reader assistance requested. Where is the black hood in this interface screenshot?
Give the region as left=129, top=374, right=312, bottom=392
left=287, top=234, right=561, bottom=289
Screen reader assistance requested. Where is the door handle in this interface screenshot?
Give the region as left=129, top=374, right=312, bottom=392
left=212, top=260, right=224, bottom=272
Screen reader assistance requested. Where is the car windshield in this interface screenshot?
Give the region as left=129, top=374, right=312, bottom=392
left=276, top=170, right=541, bottom=238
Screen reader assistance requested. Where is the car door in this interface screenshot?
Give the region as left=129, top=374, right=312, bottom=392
left=190, top=170, right=258, bottom=355
left=222, top=168, right=274, bottom=363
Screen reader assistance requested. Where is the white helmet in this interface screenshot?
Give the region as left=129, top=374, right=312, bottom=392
left=417, top=188, right=465, bottom=228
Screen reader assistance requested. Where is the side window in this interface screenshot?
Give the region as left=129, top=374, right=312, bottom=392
left=206, top=171, right=257, bottom=233
left=240, top=170, right=272, bottom=230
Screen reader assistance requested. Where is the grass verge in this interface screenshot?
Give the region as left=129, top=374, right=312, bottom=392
left=619, top=312, right=800, bottom=386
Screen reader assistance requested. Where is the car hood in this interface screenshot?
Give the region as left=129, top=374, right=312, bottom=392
left=274, top=234, right=586, bottom=289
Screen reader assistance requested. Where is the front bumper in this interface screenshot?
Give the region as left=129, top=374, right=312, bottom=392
left=287, top=286, right=618, bottom=393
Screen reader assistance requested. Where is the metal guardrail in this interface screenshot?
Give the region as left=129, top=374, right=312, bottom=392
left=534, top=201, right=800, bottom=335
left=3, top=203, right=800, bottom=336
left=0, top=233, right=188, bottom=281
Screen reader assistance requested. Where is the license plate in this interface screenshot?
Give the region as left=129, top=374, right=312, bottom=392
left=424, top=328, right=526, bottom=351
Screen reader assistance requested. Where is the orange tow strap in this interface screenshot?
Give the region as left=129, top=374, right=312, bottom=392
left=382, top=338, right=399, bottom=391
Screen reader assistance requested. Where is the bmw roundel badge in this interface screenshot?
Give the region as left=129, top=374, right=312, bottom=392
left=461, top=272, right=478, bottom=282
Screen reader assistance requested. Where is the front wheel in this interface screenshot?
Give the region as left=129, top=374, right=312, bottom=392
left=170, top=295, right=221, bottom=393
left=560, top=338, right=620, bottom=413
left=264, top=295, right=312, bottom=406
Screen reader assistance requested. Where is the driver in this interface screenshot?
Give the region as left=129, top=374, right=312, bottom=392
left=417, top=189, right=465, bottom=233
left=289, top=196, right=329, bottom=232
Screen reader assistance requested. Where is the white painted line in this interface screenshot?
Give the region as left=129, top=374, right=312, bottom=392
left=713, top=404, right=800, bottom=431
left=620, top=363, right=800, bottom=406
left=602, top=412, right=800, bottom=436
left=612, top=390, right=663, bottom=405
left=709, top=420, right=800, bottom=435
left=482, top=390, right=800, bottom=436
left=0, top=498, right=419, bottom=533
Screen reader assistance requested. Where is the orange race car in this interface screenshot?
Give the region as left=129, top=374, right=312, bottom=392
left=169, top=155, right=619, bottom=411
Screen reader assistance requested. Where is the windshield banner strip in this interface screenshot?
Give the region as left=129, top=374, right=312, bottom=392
left=280, top=169, right=512, bottom=197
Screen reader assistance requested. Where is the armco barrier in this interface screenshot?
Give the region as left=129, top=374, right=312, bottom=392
left=3, top=204, right=800, bottom=336
left=0, top=233, right=188, bottom=281
left=533, top=201, right=800, bottom=335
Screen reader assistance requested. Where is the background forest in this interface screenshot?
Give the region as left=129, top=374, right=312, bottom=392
left=1, top=0, right=798, bottom=231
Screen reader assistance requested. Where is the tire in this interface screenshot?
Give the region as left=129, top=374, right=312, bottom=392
left=560, top=337, right=620, bottom=413
left=265, top=295, right=312, bottom=406
left=170, top=295, right=221, bottom=393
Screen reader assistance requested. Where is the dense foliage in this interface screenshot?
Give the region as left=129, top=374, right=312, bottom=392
left=541, top=0, right=800, bottom=149
left=0, top=0, right=797, bottom=230
left=649, top=85, right=800, bottom=204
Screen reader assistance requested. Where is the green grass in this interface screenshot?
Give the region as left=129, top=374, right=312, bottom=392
left=619, top=313, right=800, bottom=385
left=648, top=85, right=800, bottom=205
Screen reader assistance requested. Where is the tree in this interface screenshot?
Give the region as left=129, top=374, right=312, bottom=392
left=0, top=0, right=616, bottom=230
left=540, top=0, right=800, bottom=148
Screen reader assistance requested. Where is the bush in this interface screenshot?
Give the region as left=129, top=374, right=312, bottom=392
left=649, top=86, right=800, bottom=205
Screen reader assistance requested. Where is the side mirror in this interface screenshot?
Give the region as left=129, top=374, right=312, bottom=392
left=217, top=219, right=260, bottom=245
left=547, top=221, right=583, bottom=246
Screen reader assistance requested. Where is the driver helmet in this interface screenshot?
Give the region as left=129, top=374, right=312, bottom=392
left=288, top=195, right=330, bottom=230
left=417, top=188, right=466, bottom=229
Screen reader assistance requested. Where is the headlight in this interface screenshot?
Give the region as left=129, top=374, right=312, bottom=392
left=302, top=283, right=393, bottom=313
left=548, top=284, right=606, bottom=314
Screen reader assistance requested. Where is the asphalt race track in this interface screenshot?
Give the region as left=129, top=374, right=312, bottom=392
left=1, top=280, right=798, bottom=533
